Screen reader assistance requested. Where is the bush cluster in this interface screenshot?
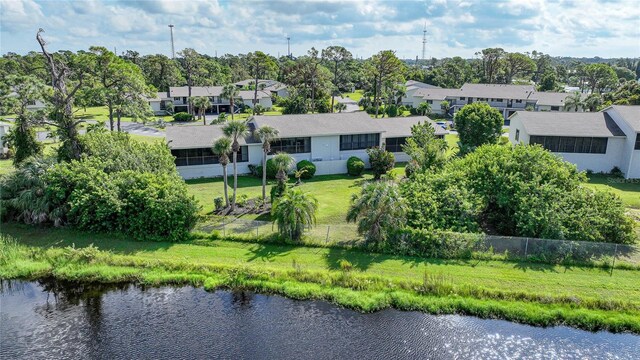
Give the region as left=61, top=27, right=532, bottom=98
left=296, top=160, right=316, bottom=179
left=401, top=144, right=635, bottom=244
left=347, top=156, right=365, bottom=176
left=173, top=112, right=194, bottom=122
left=1, top=131, right=200, bottom=242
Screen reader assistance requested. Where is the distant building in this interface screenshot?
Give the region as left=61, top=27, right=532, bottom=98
left=0, top=121, right=11, bottom=155
left=402, top=83, right=585, bottom=119
left=509, top=105, right=640, bottom=178
left=147, top=86, right=274, bottom=115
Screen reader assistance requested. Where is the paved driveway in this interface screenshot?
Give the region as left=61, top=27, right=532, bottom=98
left=335, top=97, right=360, bottom=112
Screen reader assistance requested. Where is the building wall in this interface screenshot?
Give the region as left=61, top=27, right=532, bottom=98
left=0, top=124, right=9, bottom=154
left=242, top=97, right=273, bottom=109
left=173, top=133, right=413, bottom=179
left=552, top=138, right=625, bottom=173
left=607, top=108, right=640, bottom=179
left=509, top=113, right=626, bottom=174
left=310, top=135, right=341, bottom=161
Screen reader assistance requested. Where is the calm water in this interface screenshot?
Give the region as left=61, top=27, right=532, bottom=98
left=1, top=280, right=638, bottom=359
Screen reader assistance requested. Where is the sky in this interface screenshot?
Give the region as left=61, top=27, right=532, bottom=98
left=1, top=0, right=639, bottom=59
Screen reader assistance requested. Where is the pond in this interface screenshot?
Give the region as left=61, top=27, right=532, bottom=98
left=1, top=280, right=638, bottom=359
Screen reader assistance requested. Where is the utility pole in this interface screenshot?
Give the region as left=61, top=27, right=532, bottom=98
left=286, top=35, right=291, bottom=58
left=168, top=24, right=175, bottom=59
left=422, top=21, right=427, bottom=62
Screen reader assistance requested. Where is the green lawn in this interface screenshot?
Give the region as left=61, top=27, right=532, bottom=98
left=342, top=90, right=363, bottom=102
left=187, top=165, right=406, bottom=223
left=585, top=174, right=640, bottom=209
left=0, top=159, right=14, bottom=176
left=75, top=106, right=174, bottom=123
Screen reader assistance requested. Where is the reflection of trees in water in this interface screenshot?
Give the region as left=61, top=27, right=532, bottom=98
left=231, top=290, right=254, bottom=309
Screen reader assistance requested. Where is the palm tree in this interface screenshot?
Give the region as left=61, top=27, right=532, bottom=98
left=584, top=93, right=603, bottom=112
left=221, top=84, right=240, bottom=120
left=212, top=137, right=232, bottom=208
left=335, top=102, right=347, bottom=113
left=418, top=102, right=432, bottom=116
left=564, top=92, right=583, bottom=112
left=222, top=120, right=249, bottom=210
left=191, top=96, right=211, bottom=124
left=440, top=100, right=451, bottom=117
left=346, top=181, right=408, bottom=245
left=255, top=125, right=279, bottom=202
left=272, top=152, right=295, bottom=186
left=271, top=188, right=318, bottom=241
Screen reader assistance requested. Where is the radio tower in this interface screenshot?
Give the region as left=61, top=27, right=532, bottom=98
left=421, top=22, right=427, bottom=62
left=168, top=24, right=175, bottom=59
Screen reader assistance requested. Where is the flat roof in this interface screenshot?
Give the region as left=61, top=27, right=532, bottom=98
left=513, top=111, right=626, bottom=137
left=372, top=116, right=448, bottom=137
left=251, top=112, right=386, bottom=138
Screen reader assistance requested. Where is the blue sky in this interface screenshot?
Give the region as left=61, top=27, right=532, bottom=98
left=1, top=0, right=639, bottom=58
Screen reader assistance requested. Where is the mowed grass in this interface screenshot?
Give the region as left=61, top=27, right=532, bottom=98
left=343, top=90, right=364, bottom=102
left=186, top=165, right=406, bottom=223
left=75, top=106, right=174, bottom=123
left=585, top=174, right=640, bottom=209
left=0, top=159, right=14, bottom=176
left=2, top=223, right=640, bottom=334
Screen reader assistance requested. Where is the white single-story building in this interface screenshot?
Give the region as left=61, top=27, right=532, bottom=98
left=509, top=105, right=640, bottom=179
left=166, top=112, right=447, bottom=179
left=148, top=86, right=273, bottom=115
left=403, top=83, right=585, bottom=120
left=235, top=79, right=289, bottom=98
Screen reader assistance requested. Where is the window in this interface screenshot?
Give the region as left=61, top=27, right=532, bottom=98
left=385, top=137, right=407, bottom=153
left=515, top=99, right=522, bottom=103
left=529, top=136, right=607, bottom=154
left=426, top=100, right=433, bottom=104
left=551, top=106, right=560, bottom=111
left=460, top=97, right=466, bottom=100
left=635, top=134, right=640, bottom=150
left=515, top=129, right=520, bottom=142
left=496, top=98, right=503, bottom=102
left=27, top=100, right=37, bottom=106
left=171, top=146, right=248, bottom=166
left=340, top=133, right=380, bottom=151
left=174, top=97, right=181, bottom=101
left=269, top=137, right=311, bottom=154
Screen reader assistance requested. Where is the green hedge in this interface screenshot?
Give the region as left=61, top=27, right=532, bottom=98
left=296, top=160, right=316, bottom=179
left=347, top=156, right=365, bottom=176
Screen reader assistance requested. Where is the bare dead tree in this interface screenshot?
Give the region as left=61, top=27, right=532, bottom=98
left=36, top=28, right=85, bottom=160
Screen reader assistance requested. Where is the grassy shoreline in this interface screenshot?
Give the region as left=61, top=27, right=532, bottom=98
left=2, top=225, right=639, bottom=334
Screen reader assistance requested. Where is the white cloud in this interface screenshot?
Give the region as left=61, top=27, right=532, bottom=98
left=0, top=0, right=637, bottom=58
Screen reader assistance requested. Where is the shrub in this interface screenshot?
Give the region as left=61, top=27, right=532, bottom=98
left=610, top=166, right=623, bottom=178
left=385, top=104, right=399, bottom=117
left=255, top=158, right=278, bottom=179
left=296, top=160, right=316, bottom=179
left=2, top=132, right=201, bottom=242
left=401, top=144, right=636, bottom=244
left=214, top=197, right=224, bottom=211
left=173, top=112, right=194, bottom=122
left=366, top=146, right=395, bottom=180
left=347, top=156, right=365, bottom=176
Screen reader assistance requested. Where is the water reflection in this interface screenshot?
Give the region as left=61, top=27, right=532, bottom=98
left=1, top=280, right=638, bottom=359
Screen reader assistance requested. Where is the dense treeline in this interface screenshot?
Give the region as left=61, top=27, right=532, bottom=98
left=2, top=43, right=638, bottom=118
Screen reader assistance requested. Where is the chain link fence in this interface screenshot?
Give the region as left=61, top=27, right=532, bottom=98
left=197, top=218, right=639, bottom=267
